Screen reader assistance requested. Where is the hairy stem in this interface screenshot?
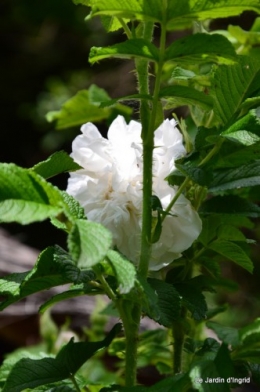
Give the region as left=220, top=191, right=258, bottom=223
left=138, top=18, right=167, bottom=277
left=172, top=318, right=185, bottom=374
left=117, top=299, right=141, bottom=386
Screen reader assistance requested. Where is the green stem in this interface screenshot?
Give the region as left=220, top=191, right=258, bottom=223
left=118, top=17, right=132, bottom=39
left=138, top=18, right=167, bottom=278
left=117, top=299, right=141, bottom=386
left=172, top=318, right=185, bottom=374
left=162, top=177, right=190, bottom=223
left=198, top=138, right=224, bottom=167
left=70, top=374, right=81, bottom=392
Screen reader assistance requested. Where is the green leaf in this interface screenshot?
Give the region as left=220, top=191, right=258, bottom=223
left=46, top=86, right=131, bottom=129
left=207, top=321, right=239, bottom=348
left=175, top=162, right=212, bottom=186
left=145, top=278, right=181, bottom=327
left=32, top=151, right=82, bottom=179
left=174, top=283, right=207, bottom=321
left=90, top=0, right=163, bottom=24
left=190, top=345, right=233, bottom=392
left=106, top=250, right=136, bottom=294
left=39, top=284, right=102, bottom=313
left=0, top=246, right=95, bottom=311
left=165, top=33, right=236, bottom=64
left=215, top=140, right=260, bottom=168
left=89, top=0, right=260, bottom=31
left=239, top=318, right=260, bottom=346
left=222, top=108, right=260, bottom=143
left=100, top=15, right=130, bottom=32
left=161, top=86, right=213, bottom=111
left=167, top=0, right=260, bottom=31
left=89, top=39, right=159, bottom=64
left=200, top=195, right=260, bottom=218
left=0, top=163, right=64, bottom=224
left=2, top=324, right=121, bottom=392
left=209, top=160, right=260, bottom=192
left=68, top=219, right=112, bottom=268
left=208, top=239, right=253, bottom=273
left=210, top=56, right=260, bottom=125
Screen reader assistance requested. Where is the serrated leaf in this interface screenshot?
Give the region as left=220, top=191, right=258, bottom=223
left=200, top=195, right=260, bottom=218
left=190, top=344, right=233, bottom=392
left=39, top=284, right=102, bottom=313
left=209, top=160, right=260, bottom=192
left=222, top=108, right=260, bottom=143
left=239, top=318, right=260, bottom=346
left=145, top=278, right=181, bottom=327
left=210, top=56, right=260, bottom=126
left=2, top=324, right=121, bottom=392
left=161, top=85, right=213, bottom=111
left=165, top=33, right=236, bottom=64
left=68, top=219, right=112, bottom=268
left=51, top=191, right=86, bottom=230
left=106, top=250, right=136, bottom=294
left=215, top=140, right=260, bottom=168
left=89, top=0, right=260, bottom=31
left=167, top=0, right=260, bottom=31
left=89, top=39, right=159, bottom=64
left=0, top=246, right=95, bottom=311
left=46, top=86, right=131, bottom=129
left=175, top=162, right=212, bottom=186
left=32, top=151, right=82, bottom=179
left=208, top=239, right=253, bottom=273
left=0, top=163, right=65, bottom=224
left=90, top=0, right=163, bottom=24
left=100, top=15, right=130, bottom=32
left=207, top=321, right=239, bottom=348
left=174, top=283, right=208, bottom=321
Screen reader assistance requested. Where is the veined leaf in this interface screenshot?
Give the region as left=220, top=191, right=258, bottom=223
left=32, top=151, right=82, bottom=179
left=208, top=239, right=253, bottom=273
left=209, top=160, right=260, bottom=192
left=0, top=163, right=64, bottom=224
left=2, top=324, right=121, bottom=392
left=222, top=107, right=260, bottom=142
left=106, top=250, right=136, bottom=294
left=165, top=33, right=236, bottom=64
left=200, top=195, right=260, bottom=218
left=46, top=86, right=131, bottom=129
left=207, top=321, right=240, bottom=348
left=210, top=56, right=260, bottom=125
left=161, top=86, right=213, bottom=111
left=89, top=39, right=159, bottom=64
left=167, top=0, right=260, bottom=30
left=88, top=0, right=260, bottom=31
left=0, top=246, right=95, bottom=311
left=174, top=283, right=208, bottom=321
left=68, top=219, right=112, bottom=267
left=145, top=278, right=181, bottom=327
left=39, top=284, right=103, bottom=313
left=215, top=140, right=260, bottom=168
left=190, top=344, right=233, bottom=392
left=90, top=0, right=163, bottom=23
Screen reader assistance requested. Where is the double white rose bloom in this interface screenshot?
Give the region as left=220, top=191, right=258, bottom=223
left=67, top=115, right=202, bottom=271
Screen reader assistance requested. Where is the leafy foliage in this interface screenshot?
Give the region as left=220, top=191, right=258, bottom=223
left=2, top=0, right=260, bottom=391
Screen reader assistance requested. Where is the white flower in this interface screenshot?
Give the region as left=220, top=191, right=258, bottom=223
left=67, top=115, right=202, bottom=271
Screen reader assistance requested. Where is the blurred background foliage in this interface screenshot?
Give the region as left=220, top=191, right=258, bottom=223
left=1, top=0, right=260, bottom=377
